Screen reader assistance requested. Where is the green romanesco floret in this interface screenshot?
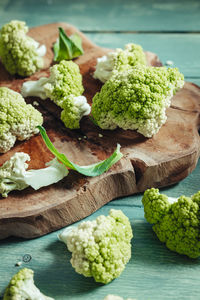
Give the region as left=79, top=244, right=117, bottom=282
left=0, top=152, right=69, bottom=198
left=59, top=209, right=133, bottom=284
left=142, top=188, right=200, bottom=258
left=3, top=268, right=54, bottom=300
left=93, top=43, right=146, bottom=83
left=21, top=60, right=88, bottom=129
left=92, top=66, right=184, bottom=137
left=0, top=87, right=43, bottom=153
left=0, top=20, right=46, bottom=76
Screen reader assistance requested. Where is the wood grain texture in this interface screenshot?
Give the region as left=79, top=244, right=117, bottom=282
left=0, top=0, right=200, bottom=31
left=0, top=23, right=199, bottom=239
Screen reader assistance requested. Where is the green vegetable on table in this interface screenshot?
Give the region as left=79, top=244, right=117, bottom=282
left=38, top=125, right=123, bottom=177
left=21, top=60, right=90, bottom=129
left=0, top=87, right=43, bottom=153
left=92, top=66, right=184, bottom=137
left=53, top=27, right=84, bottom=61
left=93, top=43, right=146, bottom=83
left=0, top=20, right=46, bottom=77
left=142, top=188, right=200, bottom=258
left=59, top=209, right=133, bottom=284
left=3, top=268, right=54, bottom=300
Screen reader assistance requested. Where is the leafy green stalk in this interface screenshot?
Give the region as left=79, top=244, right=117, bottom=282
left=38, top=126, right=123, bottom=177
left=53, top=27, right=84, bottom=61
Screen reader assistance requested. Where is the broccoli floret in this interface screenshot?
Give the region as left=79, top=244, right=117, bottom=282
left=59, top=209, right=133, bottom=284
left=91, top=66, right=184, bottom=137
left=0, top=20, right=46, bottom=77
left=142, top=188, right=200, bottom=258
left=21, top=61, right=89, bottom=129
left=0, top=87, right=43, bottom=153
left=60, top=95, right=91, bottom=129
left=94, top=43, right=146, bottom=83
left=0, top=152, right=69, bottom=197
left=3, top=268, right=54, bottom=300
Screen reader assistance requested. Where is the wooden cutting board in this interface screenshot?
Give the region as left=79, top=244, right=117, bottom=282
left=0, top=23, right=199, bottom=239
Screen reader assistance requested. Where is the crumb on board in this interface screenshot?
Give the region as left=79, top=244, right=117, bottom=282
left=15, top=261, right=22, bottom=267
left=33, top=101, right=39, bottom=106
left=99, top=133, right=103, bottom=138
left=78, top=137, right=82, bottom=141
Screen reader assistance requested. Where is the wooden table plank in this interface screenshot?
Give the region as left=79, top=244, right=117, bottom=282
left=0, top=0, right=200, bottom=31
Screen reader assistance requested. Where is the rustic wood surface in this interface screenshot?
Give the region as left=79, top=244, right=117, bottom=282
left=0, top=1, right=200, bottom=299
left=0, top=23, right=200, bottom=239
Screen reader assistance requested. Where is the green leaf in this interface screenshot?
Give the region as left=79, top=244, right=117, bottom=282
left=37, top=126, right=123, bottom=177
left=53, top=27, right=84, bottom=61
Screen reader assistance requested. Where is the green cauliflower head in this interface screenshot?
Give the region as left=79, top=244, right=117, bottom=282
left=3, top=268, right=54, bottom=300
left=0, top=20, right=46, bottom=77
left=59, top=209, right=133, bottom=284
left=21, top=60, right=84, bottom=105
left=142, top=188, right=200, bottom=258
left=60, top=95, right=91, bottom=129
left=93, top=43, right=146, bottom=83
left=0, top=87, right=43, bottom=153
left=92, top=66, right=184, bottom=137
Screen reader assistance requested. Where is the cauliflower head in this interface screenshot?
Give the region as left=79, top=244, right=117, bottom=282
left=0, top=87, right=43, bottom=153
left=59, top=209, right=133, bottom=284
left=0, top=20, right=46, bottom=77
left=94, top=43, right=146, bottom=83
left=142, top=188, right=200, bottom=258
left=60, top=95, right=91, bottom=129
left=3, top=268, right=54, bottom=300
left=21, top=60, right=84, bottom=105
left=92, top=66, right=184, bottom=137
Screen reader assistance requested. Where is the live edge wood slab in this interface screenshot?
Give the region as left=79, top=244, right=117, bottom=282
left=0, top=23, right=199, bottom=239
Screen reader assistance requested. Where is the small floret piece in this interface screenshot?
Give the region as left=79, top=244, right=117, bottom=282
left=3, top=268, right=54, bottom=300
left=60, top=95, right=91, bottom=129
left=59, top=209, right=133, bottom=284
left=93, top=43, right=146, bottom=83
left=0, top=152, right=69, bottom=197
left=0, top=20, right=46, bottom=76
left=142, top=188, right=200, bottom=258
left=92, top=66, right=184, bottom=137
left=0, top=87, right=43, bottom=153
left=21, top=60, right=84, bottom=104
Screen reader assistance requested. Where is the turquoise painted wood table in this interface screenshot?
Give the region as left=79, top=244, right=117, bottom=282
left=0, top=1, right=200, bottom=299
